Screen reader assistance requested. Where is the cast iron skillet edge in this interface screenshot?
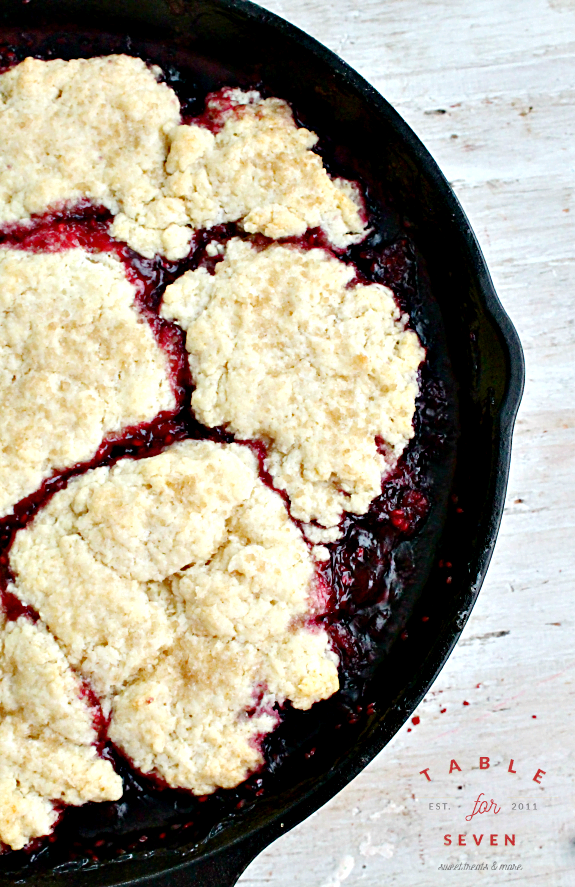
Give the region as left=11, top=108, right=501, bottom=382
left=0, top=1, right=524, bottom=885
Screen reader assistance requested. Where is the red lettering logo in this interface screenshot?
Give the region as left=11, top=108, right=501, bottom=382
left=465, top=793, right=501, bottom=822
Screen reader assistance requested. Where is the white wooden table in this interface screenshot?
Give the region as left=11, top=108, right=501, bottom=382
left=238, top=1, right=575, bottom=884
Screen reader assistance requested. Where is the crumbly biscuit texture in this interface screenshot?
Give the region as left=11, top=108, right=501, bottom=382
left=10, top=441, right=338, bottom=791
left=0, top=56, right=182, bottom=248
left=0, top=614, right=122, bottom=850
left=0, top=248, right=175, bottom=517
left=161, top=240, right=425, bottom=534
left=109, top=635, right=276, bottom=794
left=110, top=627, right=338, bottom=794
left=0, top=56, right=365, bottom=258
left=113, top=88, right=367, bottom=255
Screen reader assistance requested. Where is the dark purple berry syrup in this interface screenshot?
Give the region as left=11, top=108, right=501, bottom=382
left=0, top=79, right=456, bottom=877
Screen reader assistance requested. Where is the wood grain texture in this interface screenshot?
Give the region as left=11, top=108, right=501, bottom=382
left=237, top=0, right=575, bottom=884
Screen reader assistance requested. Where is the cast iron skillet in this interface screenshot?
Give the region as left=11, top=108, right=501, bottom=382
left=0, top=1, right=524, bottom=884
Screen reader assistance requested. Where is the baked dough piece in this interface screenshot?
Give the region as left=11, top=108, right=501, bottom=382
left=0, top=56, right=365, bottom=259
left=0, top=248, right=175, bottom=517
left=0, top=613, right=122, bottom=851
left=0, top=55, right=188, bottom=259
left=112, top=87, right=367, bottom=257
left=161, top=239, right=425, bottom=538
left=110, top=628, right=338, bottom=795
left=9, top=441, right=338, bottom=791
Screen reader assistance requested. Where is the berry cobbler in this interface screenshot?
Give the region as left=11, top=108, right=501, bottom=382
left=0, top=54, right=425, bottom=854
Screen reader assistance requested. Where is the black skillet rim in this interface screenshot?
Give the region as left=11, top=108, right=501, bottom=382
left=0, top=1, right=525, bottom=883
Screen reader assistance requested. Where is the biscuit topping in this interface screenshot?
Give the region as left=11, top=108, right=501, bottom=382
left=0, top=58, right=365, bottom=259
left=161, top=239, right=424, bottom=536
left=0, top=248, right=175, bottom=517
left=0, top=613, right=122, bottom=851
left=112, top=88, right=366, bottom=256
left=9, top=441, right=338, bottom=795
